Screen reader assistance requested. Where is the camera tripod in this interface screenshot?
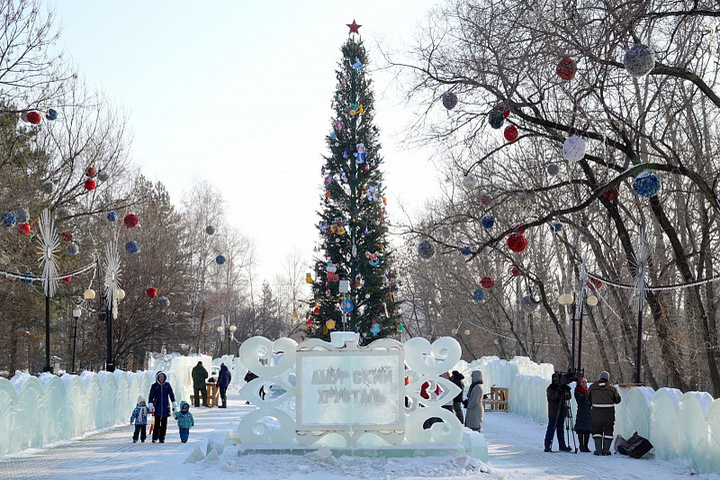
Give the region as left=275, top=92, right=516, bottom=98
left=557, top=393, right=578, bottom=453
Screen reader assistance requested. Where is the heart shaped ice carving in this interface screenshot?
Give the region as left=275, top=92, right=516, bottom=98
left=239, top=336, right=297, bottom=377
left=404, top=337, right=462, bottom=376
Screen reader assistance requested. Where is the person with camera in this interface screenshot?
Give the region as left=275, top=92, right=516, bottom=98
left=588, top=370, right=621, bottom=455
left=544, top=372, right=572, bottom=452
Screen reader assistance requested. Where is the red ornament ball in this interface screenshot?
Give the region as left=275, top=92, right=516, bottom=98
left=556, top=57, right=577, bottom=81
left=603, top=186, right=619, bottom=202
left=17, top=222, right=30, bottom=235
left=61, top=231, right=73, bottom=242
left=85, top=166, right=97, bottom=178
left=497, top=104, right=510, bottom=119
left=26, top=111, right=42, bottom=125
left=507, top=233, right=528, bottom=253
left=123, top=213, right=138, bottom=228
left=84, top=179, right=96, bottom=191
left=146, top=287, right=158, bottom=298
left=61, top=273, right=72, bottom=284
left=510, top=265, right=522, bottom=277
left=504, top=125, right=519, bottom=142
left=588, top=278, right=604, bottom=290
left=480, top=276, right=495, bottom=289
left=480, top=194, right=492, bottom=206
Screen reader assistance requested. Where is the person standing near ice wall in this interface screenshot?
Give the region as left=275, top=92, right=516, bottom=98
left=217, top=363, right=231, bottom=408
left=450, top=370, right=465, bottom=423
left=588, top=371, right=621, bottom=456
left=573, top=377, right=592, bottom=452
left=544, top=373, right=572, bottom=452
left=148, top=371, right=177, bottom=443
left=192, top=361, right=208, bottom=407
left=464, top=370, right=484, bottom=432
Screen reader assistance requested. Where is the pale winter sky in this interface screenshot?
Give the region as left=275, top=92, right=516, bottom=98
left=52, top=0, right=444, bottom=282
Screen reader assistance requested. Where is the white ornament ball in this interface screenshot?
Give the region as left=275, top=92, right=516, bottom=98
left=462, top=174, right=477, bottom=189
left=623, top=44, right=655, bottom=78
left=562, top=136, right=586, bottom=162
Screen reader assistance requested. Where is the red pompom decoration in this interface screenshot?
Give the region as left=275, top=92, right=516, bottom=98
left=603, top=186, right=619, bottom=202
left=61, top=273, right=72, bottom=284
left=84, top=179, right=96, bottom=191
left=123, top=214, right=138, bottom=228
left=26, top=111, right=42, bottom=125
left=480, top=276, right=495, bottom=289
left=146, top=287, right=157, bottom=298
left=497, top=104, right=510, bottom=119
left=556, top=57, right=577, bottom=81
left=507, top=233, right=528, bottom=253
left=510, top=266, right=522, bottom=277
left=17, top=222, right=30, bottom=235
left=86, top=166, right=97, bottom=178
left=504, top=125, right=519, bottom=142
left=61, top=231, right=73, bottom=242
left=588, top=278, right=604, bottom=290
left=480, top=194, right=492, bottom=206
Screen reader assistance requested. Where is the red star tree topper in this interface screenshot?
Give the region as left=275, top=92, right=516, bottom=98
left=347, top=19, right=361, bottom=34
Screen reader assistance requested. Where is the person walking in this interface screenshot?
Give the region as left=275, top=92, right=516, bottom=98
left=129, top=395, right=150, bottom=443
left=588, top=370, right=621, bottom=456
left=574, top=377, right=592, bottom=452
left=191, top=361, right=208, bottom=407
left=464, top=370, right=484, bottom=432
left=217, top=363, right=232, bottom=408
left=450, top=370, right=465, bottom=423
left=544, top=372, right=572, bottom=452
left=148, top=371, right=177, bottom=443
left=173, top=401, right=194, bottom=443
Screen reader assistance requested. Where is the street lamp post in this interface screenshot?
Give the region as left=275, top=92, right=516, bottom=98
left=43, top=294, right=51, bottom=373
left=71, top=306, right=81, bottom=373
left=228, top=325, right=237, bottom=355
left=217, top=325, right=224, bottom=356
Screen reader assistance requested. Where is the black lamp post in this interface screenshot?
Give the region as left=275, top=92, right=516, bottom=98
left=43, top=294, right=51, bottom=373
left=71, top=306, right=81, bottom=373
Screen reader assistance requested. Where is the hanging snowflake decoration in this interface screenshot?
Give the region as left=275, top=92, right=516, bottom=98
left=623, top=44, right=655, bottom=78
left=481, top=214, right=495, bottom=229
left=632, top=170, right=661, bottom=197
left=442, top=91, right=458, bottom=110
left=36, top=209, right=60, bottom=297
left=103, top=240, right=122, bottom=316
left=562, top=136, right=586, bottom=162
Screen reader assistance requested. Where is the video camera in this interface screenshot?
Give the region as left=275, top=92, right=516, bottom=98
left=552, top=367, right=584, bottom=388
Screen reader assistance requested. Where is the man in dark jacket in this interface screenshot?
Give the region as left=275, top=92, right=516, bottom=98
left=148, top=371, right=176, bottom=443
left=217, top=363, right=232, bottom=408
left=192, top=361, right=208, bottom=407
left=450, top=370, right=465, bottom=423
left=588, top=370, right=621, bottom=456
left=544, top=372, right=572, bottom=452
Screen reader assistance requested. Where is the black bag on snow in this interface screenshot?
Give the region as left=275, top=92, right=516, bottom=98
left=621, top=431, right=653, bottom=459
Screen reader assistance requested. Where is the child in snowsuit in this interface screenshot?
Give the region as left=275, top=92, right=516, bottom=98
left=173, top=401, right=194, bottom=443
left=130, top=395, right=150, bottom=443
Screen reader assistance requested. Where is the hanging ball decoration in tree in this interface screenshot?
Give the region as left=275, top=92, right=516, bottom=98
left=480, top=276, right=495, bottom=289
left=146, top=287, right=158, bottom=298
left=67, top=243, right=79, bottom=256
left=123, top=213, right=138, bottom=228
left=84, top=179, right=96, bottom=191
left=326, top=320, right=336, bottom=330
left=462, top=174, right=477, bottom=189
left=417, top=240, right=435, bottom=260
left=546, top=164, right=560, bottom=176
left=480, top=195, right=492, bottom=206
left=473, top=288, right=486, bottom=302
left=504, top=125, right=519, bottom=142
left=442, top=91, right=458, bottom=110
left=14, top=207, right=29, bottom=224
left=603, top=186, right=619, bottom=202
left=632, top=170, right=661, bottom=197
left=107, top=211, right=117, bottom=222
left=588, top=278, right=604, bottom=290
left=623, top=44, right=655, bottom=78
left=556, top=57, right=577, bottom=81
left=507, top=233, right=528, bottom=253
left=16, top=222, right=30, bottom=235
left=510, top=265, right=522, bottom=277
left=46, top=109, right=58, bottom=121
left=61, top=274, right=72, bottom=284
left=125, top=240, right=140, bottom=254
left=216, top=255, right=226, bottom=265
left=460, top=245, right=472, bottom=256
left=488, top=109, right=504, bottom=129
left=61, top=231, right=73, bottom=242
left=521, top=295, right=540, bottom=312
left=42, top=180, right=54, bottom=193
left=85, top=166, right=97, bottom=178
left=2, top=212, right=16, bottom=228
left=26, top=111, right=42, bottom=124
left=481, top=214, right=495, bottom=229
left=550, top=222, right=563, bottom=232
left=157, top=296, right=170, bottom=309
left=20, top=112, right=29, bottom=123
left=205, top=225, right=215, bottom=235
left=21, top=271, right=33, bottom=284
left=97, top=171, right=109, bottom=182
left=562, top=136, right=586, bottom=162
left=83, top=289, right=96, bottom=300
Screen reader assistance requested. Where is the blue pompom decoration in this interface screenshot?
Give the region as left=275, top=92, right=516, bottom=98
left=460, top=245, right=472, bottom=256
left=370, top=323, right=381, bottom=335
left=632, top=170, right=661, bottom=198
left=46, top=109, right=58, bottom=121
left=473, top=288, right=486, bottom=302
left=481, top=214, right=495, bottom=229
left=107, top=211, right=117, bottom=222
left=216, top=255, right=226, bottom=265
left=550, top=222, right=563, bottom=232
left=125, top=240, right=140, bottom=254
left=21, top=271, right=33, bottom=284
left=1, top=212, right=16, bottom=228
left=14, top=207, right=29, bottom=224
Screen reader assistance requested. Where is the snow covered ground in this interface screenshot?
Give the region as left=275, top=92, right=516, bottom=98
left=0, top=390, right=718, bottom=480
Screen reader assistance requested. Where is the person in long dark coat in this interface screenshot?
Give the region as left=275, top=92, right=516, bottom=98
left=544, top=373, right=572, bottom=452
left=147, top=371, right=176, bottom=443
left=574, top=377, right=592, bottom=452
left=450, top=370, right=465, bottom=423
left=217, top=363, right=232, bottom=408
left=191, top=361, right=208, bottom=407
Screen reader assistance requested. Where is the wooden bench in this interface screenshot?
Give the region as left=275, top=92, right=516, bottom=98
left=190, top=382, right=220, bottom=407
left=482, top=386, right=509, bottom=412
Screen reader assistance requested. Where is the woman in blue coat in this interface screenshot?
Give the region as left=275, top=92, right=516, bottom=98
left=217, top=363, right=231, bottom=408
left=148, top=371, right=176, bottom=443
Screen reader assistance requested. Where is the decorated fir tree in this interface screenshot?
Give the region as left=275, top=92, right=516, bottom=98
left=308, top=22, right=402, bottom=344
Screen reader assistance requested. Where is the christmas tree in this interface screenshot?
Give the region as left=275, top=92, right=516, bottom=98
left=308, top=22, right=401, bottom=344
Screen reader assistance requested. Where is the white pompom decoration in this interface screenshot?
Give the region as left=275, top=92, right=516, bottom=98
left=623, top=44, right=655, bottom=78
left=462, top=174, right=477, bottom=189
left=562, top=136, right=586, bottom=162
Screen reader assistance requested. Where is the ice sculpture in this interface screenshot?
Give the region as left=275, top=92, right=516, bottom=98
left=615, top=386, right=654, bottom=439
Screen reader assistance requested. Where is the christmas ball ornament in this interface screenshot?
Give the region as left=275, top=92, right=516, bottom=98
left=481, top=214, right=495, bottom=229
left=16, top=222, right=30, bottom=235
left=20, top=112, right=29, bottom=122
left=442, top=91, right=458, bottom=110
left=546, top=164, right=560, bottom=176
left=14, top=207, right=29, bottom=224
left=67, top=243, right=79, bottom=256
left=488, top=109, right=504, bottom=129
left=510, top=265, right=521, bottom=277
left=26, top=111, right=42, bottom=124
left=562, top=136, right=586, bottom=162
left=83, top=289, right=96, bottom=300
left=417, top=240, right=435, bottom=260
left=85, top=166, right=97, bottom=177
left=107, top=211, right=117, bottom=222
left=504, top=125, right=519, bottom=142
left=115, top=288, right=126, bottom=300
left=480, top=194, right=492, bottom=206
left=480, top=276, right=495, bottom=289
left=97, top=171, right=109, bottom=182
left=326, top=320, right=336, bottom=330
left=588, top=278, right=604, bottom=290
left=632, top=170, right=661, bottom=197
left=2, top=212, right=16, bottom=228
left=123, top=213, right=138, bottom=228
left=370, top=322, right=381, bottom=335
left=61, top=231, right=73, bottom=242
left=157, top=296, right=170, bottom=309
left=460, top=245, right=472, bottom=256
left=623, top=44, right=655, bottom=78
left=42, top=180, right=54, bottom=193
left=84, top=179, right=96, bottom=191
left=473, top=288, right=486, bottom=302
left=125, top=240, right=140, bottom=254
left=146, top=287, right=157, bottom=298
left=603, top=186, right=619, bottom=202
left=46, top=109, right=58, bottom=121
left=305, top=273, right=313, bottom=284
left=507, top=233, right=528, bottom=253
left=61, top=274, right=72, bottom=284
left=21, top=271, right=33, bottom=284
left=550, top=222, right=563, bottom=232
left=215, top=255, right=226, bottom=265
left=556, top=57, right=577, bottom=81
left=586, top=295, right=599, bottom=307
left=462, top=174, right=477, bottom=189
left=205, top=225, right=215, bottom=235
left=521, top=295, right=539, bottom=312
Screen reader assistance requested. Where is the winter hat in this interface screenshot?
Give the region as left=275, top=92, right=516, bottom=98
left=471, top=370, right=483, bottom=383
left=138, top=395, right=146, bottom=404
left=599, top=371, right=609, bottom=381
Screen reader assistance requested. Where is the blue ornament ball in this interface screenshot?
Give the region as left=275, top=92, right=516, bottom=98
left=473, top=288, right=486, bottom=302
left=460, top=245, right=472, bottom=256
left=157, top=296, right=170, bottom=309
left=67, top=243, right=79, bottom=256
left=46, top=109, right=58, bottom=121
left=125, top=240, right=140, bottom=254
left=216, top=255, right=226, bottom=265
left=14, top=207, right=29, bottom=224
left=550, top=222, right=563, bottom=232
left=632, top=170, right=661, bottom=198
left=481, top=214, right=495, bottom=229
left=107, top=211, right=118, bottom=222
left=97, top=171, right=109, bottom=182
left=21, top=271, right=33, bottom=284
left=417, top=240, right=435, bottom=260
left=205, top=225, right=215, bottom=235
left=1, top=212, right=16, bottom=228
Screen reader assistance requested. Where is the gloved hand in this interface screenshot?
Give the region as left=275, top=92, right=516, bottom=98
left=172, top=401, right=178, bottom=410
left=148, top=403, right=154, bottom=412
